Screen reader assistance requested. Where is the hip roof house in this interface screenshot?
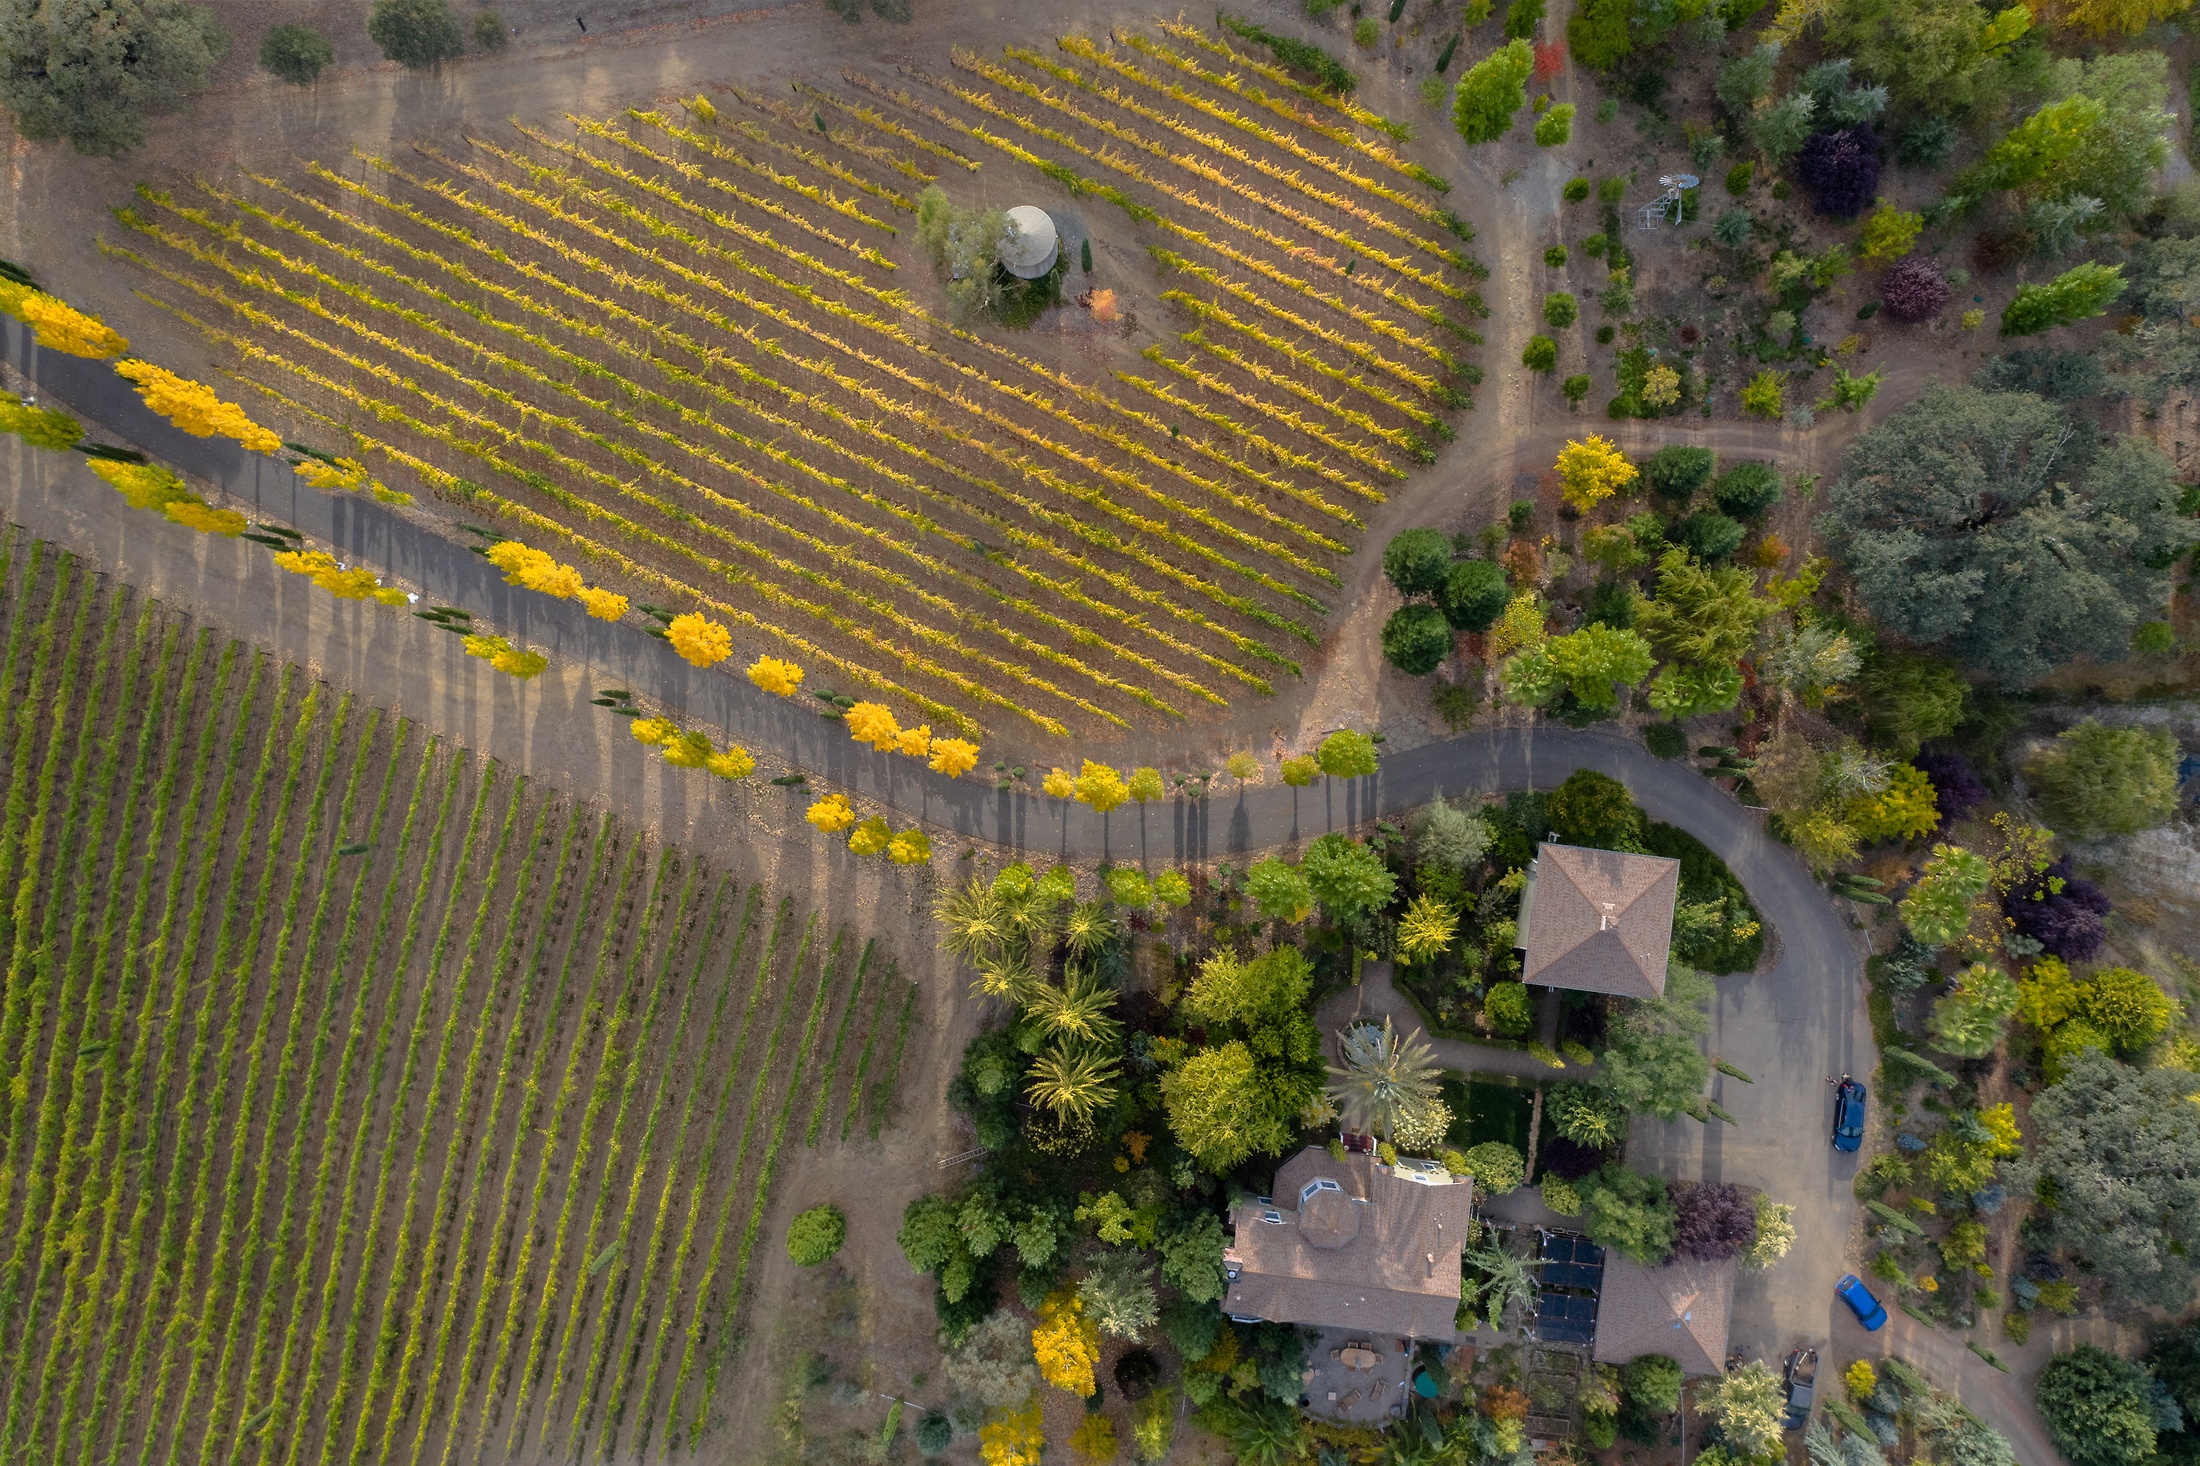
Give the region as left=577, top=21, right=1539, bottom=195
left=1591, top=1252, right=1736, bottom=1376
left=1516, top=842, right=1681, bottom=1000
left=1221, top=1146, right=1475, bottom=1340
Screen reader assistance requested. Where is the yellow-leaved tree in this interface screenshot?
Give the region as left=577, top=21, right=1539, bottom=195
left=888, top=828, right=932, bottom=864
left=271, top=548, right=409, bottom=606
left=1555, top=436, right=1637, bottom=513
left=845, top=701, right=902, bottom=751
left=630, top=717, right=678, bottom=747
left=848, top=816, right=893, bottom=856
left=577, top=586, right=627, bottom=621
left=292, top=456, right=370, bottom=493
left=896, top=724, right=933, bottom=758
left=487, top=540, right=626, bottom=619
left=665, top=612, right=732, bottom=668
left=0, top=281, right=129, bottom=358
left=1072, top=761, right=1129, bottom=813
left=806, top=794, right=856, bottom=831
left=979, top=1396, right=1045, bottom=1466
left=461, top=634, right=547, bottom=679
left=929, top=737, right=981, bottom=777
left=706, top=746, right=756, bottom=780
left=1484, top=592, right=1549, bottom=661
left=114, top=361, right=281, bottom=452
left=1043, top=768, right=1076, bottom=798
left=1126, top=767, right=1167, bottom=803
left=1032, top=1290, right=1101, bottom=1395
left=162, top=500, right=246, bottom=536
left=746, top=655, right=804, bottom=696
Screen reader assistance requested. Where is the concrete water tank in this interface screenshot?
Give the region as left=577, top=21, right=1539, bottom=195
left=998, top=206, right=1060, bottom=279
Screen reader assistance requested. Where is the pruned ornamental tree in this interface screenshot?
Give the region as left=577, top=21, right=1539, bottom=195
left=0, top=0, right=228, bottom=155
left=1453, top=38, right=1532, bottom=142
left=1822, top=384, right=2195, bottom=684
left=366, top=0, right=464, bottom=68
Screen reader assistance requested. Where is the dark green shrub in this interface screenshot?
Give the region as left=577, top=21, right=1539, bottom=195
left=1675, top=512, right=1744, bottom=563
left=1585, top=578, right=1635, bottom=629
left=1562, top=373, right=1591, bottom=405
left=1623, top=1354, right=1684, bottom=1414
left=1523, top=334, right=1558, bottom=371
left=1724, top=160, right=1754, bottom=195
left=259, top=22, right=333, bottom=83
left=1643, top=444, right=1715, bottom=503
left=916, top=1413, right=955, bottom=1454
left=1598, top=176, right=1627, bottom=205
left=1382, top=603, right=1455, bottom=675
left=1508, top=499, right=1535, bottom=531
left=1563, top=177, right=1593, bottom=202
left=1438, top=559, right=1509, bottom=630
left=1382, top=526, right=1453, bottom=597
left=1504, top=0, right=1546, bottom=38
left=367, top=0, right=466, bottom=68
left=1711, top=461, right=1781, bottom=518
left=1548, top=768, right=1646, bottom=850
left=1544, top=292, right=1579, bottom=328
left=1485, top=981, right=1534, bottom=1035
left=471, top=9, right=507, bottom=49
left=1644, top=722, right=1687, bottom=759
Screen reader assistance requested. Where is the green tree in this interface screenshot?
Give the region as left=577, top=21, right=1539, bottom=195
left=1711, top=461, right=1782, bottom=519
left=366, top=0, right=464, bottom=67
left=1927, top=963, right=2020, bottom=1058
left=1578, top=1165, right=1677, bottom=1264
left=2027, top=720, right=2181, bottom=837
left=2035, top=1347, right=2160, bottom=1466
left=2018, top=1053, right=2200, bottom=1308
left=0, top=0, right=227, bottom=155
left=1078, top=1250, right=1159, bottom=1339
left=2002, top=263, right=2127, bottom=337
left=1547, top=1082, right=1629, bottom=1147
left=1823, top=385, right=2195, bottom=683
left=1382, top=603, right=1455, bottom=675
left=1566, top=0, right=1631, bottom=70
left=1500, top=624, right=1656, bottom=712
left=1439, top=558, right=1510, bottom=631
left=1316, top=729, right=1380, bottom=779
left=1183, top=946, right=1314, bottom=1036
left=1452, top=38, right=1533, bottom=142
left=1635, top=548, right=1774, bottom=671
left=1601, top=965, right=1713, bottom=1119
left=1465, top=1141, right=1526, bottom=1193
left=916, top=185, right=1015, bottom=325
left=1900, top=843, right=1991, bottom=947
left=787, top=1203, right=846, bottom=1265
left=1484, top=980, right=1534, bottom=1035
left=1243, top=857, right=1313, bottom=923
left=1163, top=1041, right=1296, bottom=1172
left=2080, top=966, right=2174, bottom=1050
left=1535, top=102, right=1576, bottom=145
left=1702, top=1361, right=1787, bottom=1459
left=1301, top=832, right=1397, bottom=924
left=1523, top=334, right=1559, bottom=372
left=258, top=21, right=331, bottom=82
left=1623, top=1354, right=1684, bottom=1414
left=1644, top=444, right=1717, bottom=503
left=1383, top=526, right=1453, bottom=597
left=1857, top=649, right=1969, bottom=757
left=1547, top=769, right=1647, bottom=850
left=1156, top=1211, right=1228, bottom=1303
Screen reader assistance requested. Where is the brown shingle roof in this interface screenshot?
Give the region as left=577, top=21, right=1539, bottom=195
left=1591, top=1253, right=1735, bottom=1376
left=1221, top=1147, right=1476, bottom=1341
left=1519, top=843, right=1680, bottom=1000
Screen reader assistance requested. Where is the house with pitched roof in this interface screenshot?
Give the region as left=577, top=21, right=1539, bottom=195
left=1591, top=1252, right=1735, bottom=1375
left=1221, top=1147, right=1476, bottom=1341
left=1516, top=842, right=1681, bottom=1000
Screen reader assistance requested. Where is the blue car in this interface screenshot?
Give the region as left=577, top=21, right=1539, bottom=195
left=1837, top=1273, right=1888, bottom=1331
left=1831, top=1076, right=1867, bottom=1152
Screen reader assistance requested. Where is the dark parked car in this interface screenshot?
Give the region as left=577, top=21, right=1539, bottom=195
left=1784, top=1347, right=1819, bottom=1430
left=1837, top=1273, right=1887, bottom=1331
left=1831, top=1075, right=1867, bottom=1152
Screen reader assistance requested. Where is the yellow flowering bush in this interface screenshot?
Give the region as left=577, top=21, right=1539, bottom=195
left=461, top=633, right=547, bottom=679
left=1032, top=1290, right=1101, bottom=1395
left=845, top=701, right=902, bottom=751
left=807, top=794, right=856, bottom=832
left=577, top=586, right=628, bottom=621
left=705, top=746, right=756, bottom=780
left=630, top=717, right=678, bottom=746
left=1073, top=760, right=1129, bottom=814
left=0, top=281, right=128, bottom=358
left=113, top=360, right=281, bottom=452
left=163, top=499, right=246, bottom=536
left=271, top=548, right=408, bottom=606
left=896, top=724, right=933, bottom=759
left=1555, top=436, right=1637, bottom=513
left=746, top=655, right=804, bottom=696
left=888, top=828, right=932, bottom=864
left=929, top=737, right=981, bottom=777
left=1043, top=768, right=1076, bottom=798
left=665, top=612, right=732, bottom=668
left=980, top=1396, right=1044, bottom=1466
left=292, top=455, right=369, bottom=493
left=1846, top=763, right=1940, bottom=842
left=1484, top=592, right=1548, bottom=662
left=2018, top=956, right=2085, bottom=1029
left=848, top=816, right=893, bottom=856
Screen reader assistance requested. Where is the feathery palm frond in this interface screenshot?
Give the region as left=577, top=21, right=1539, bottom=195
left=1026, top=1043, right=1121, bottom=1124
left=1060, top=900, right=1120, bottom=961
left=937, top=875, right=1014, bottom=965
left=1024, top=966, right=1122, bottom=1048
left=970, top=948, right=1036, bottom=1002
left=1326, top=1016, right=1443, bottom=1139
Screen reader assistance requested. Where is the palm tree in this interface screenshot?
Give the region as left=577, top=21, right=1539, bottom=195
left=1026, top=1043, right=1121, bottom=1124
left=1024, top=966, right=1121, bottom=1048
left=1326, top=1016, right=1443, bottom=1139
left=1059, top=900, right=1119, bottom=961
left=936, top=875, right=1013, bottom=966
left=969, top=947, right=1035, bottom=1002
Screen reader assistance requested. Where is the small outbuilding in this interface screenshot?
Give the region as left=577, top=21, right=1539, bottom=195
left=1515, top=842, right=1680, bottom=1000
left=1591, top=1252, right=1735, bottom=1376
left=998, top=206, right=1061, bottom=279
